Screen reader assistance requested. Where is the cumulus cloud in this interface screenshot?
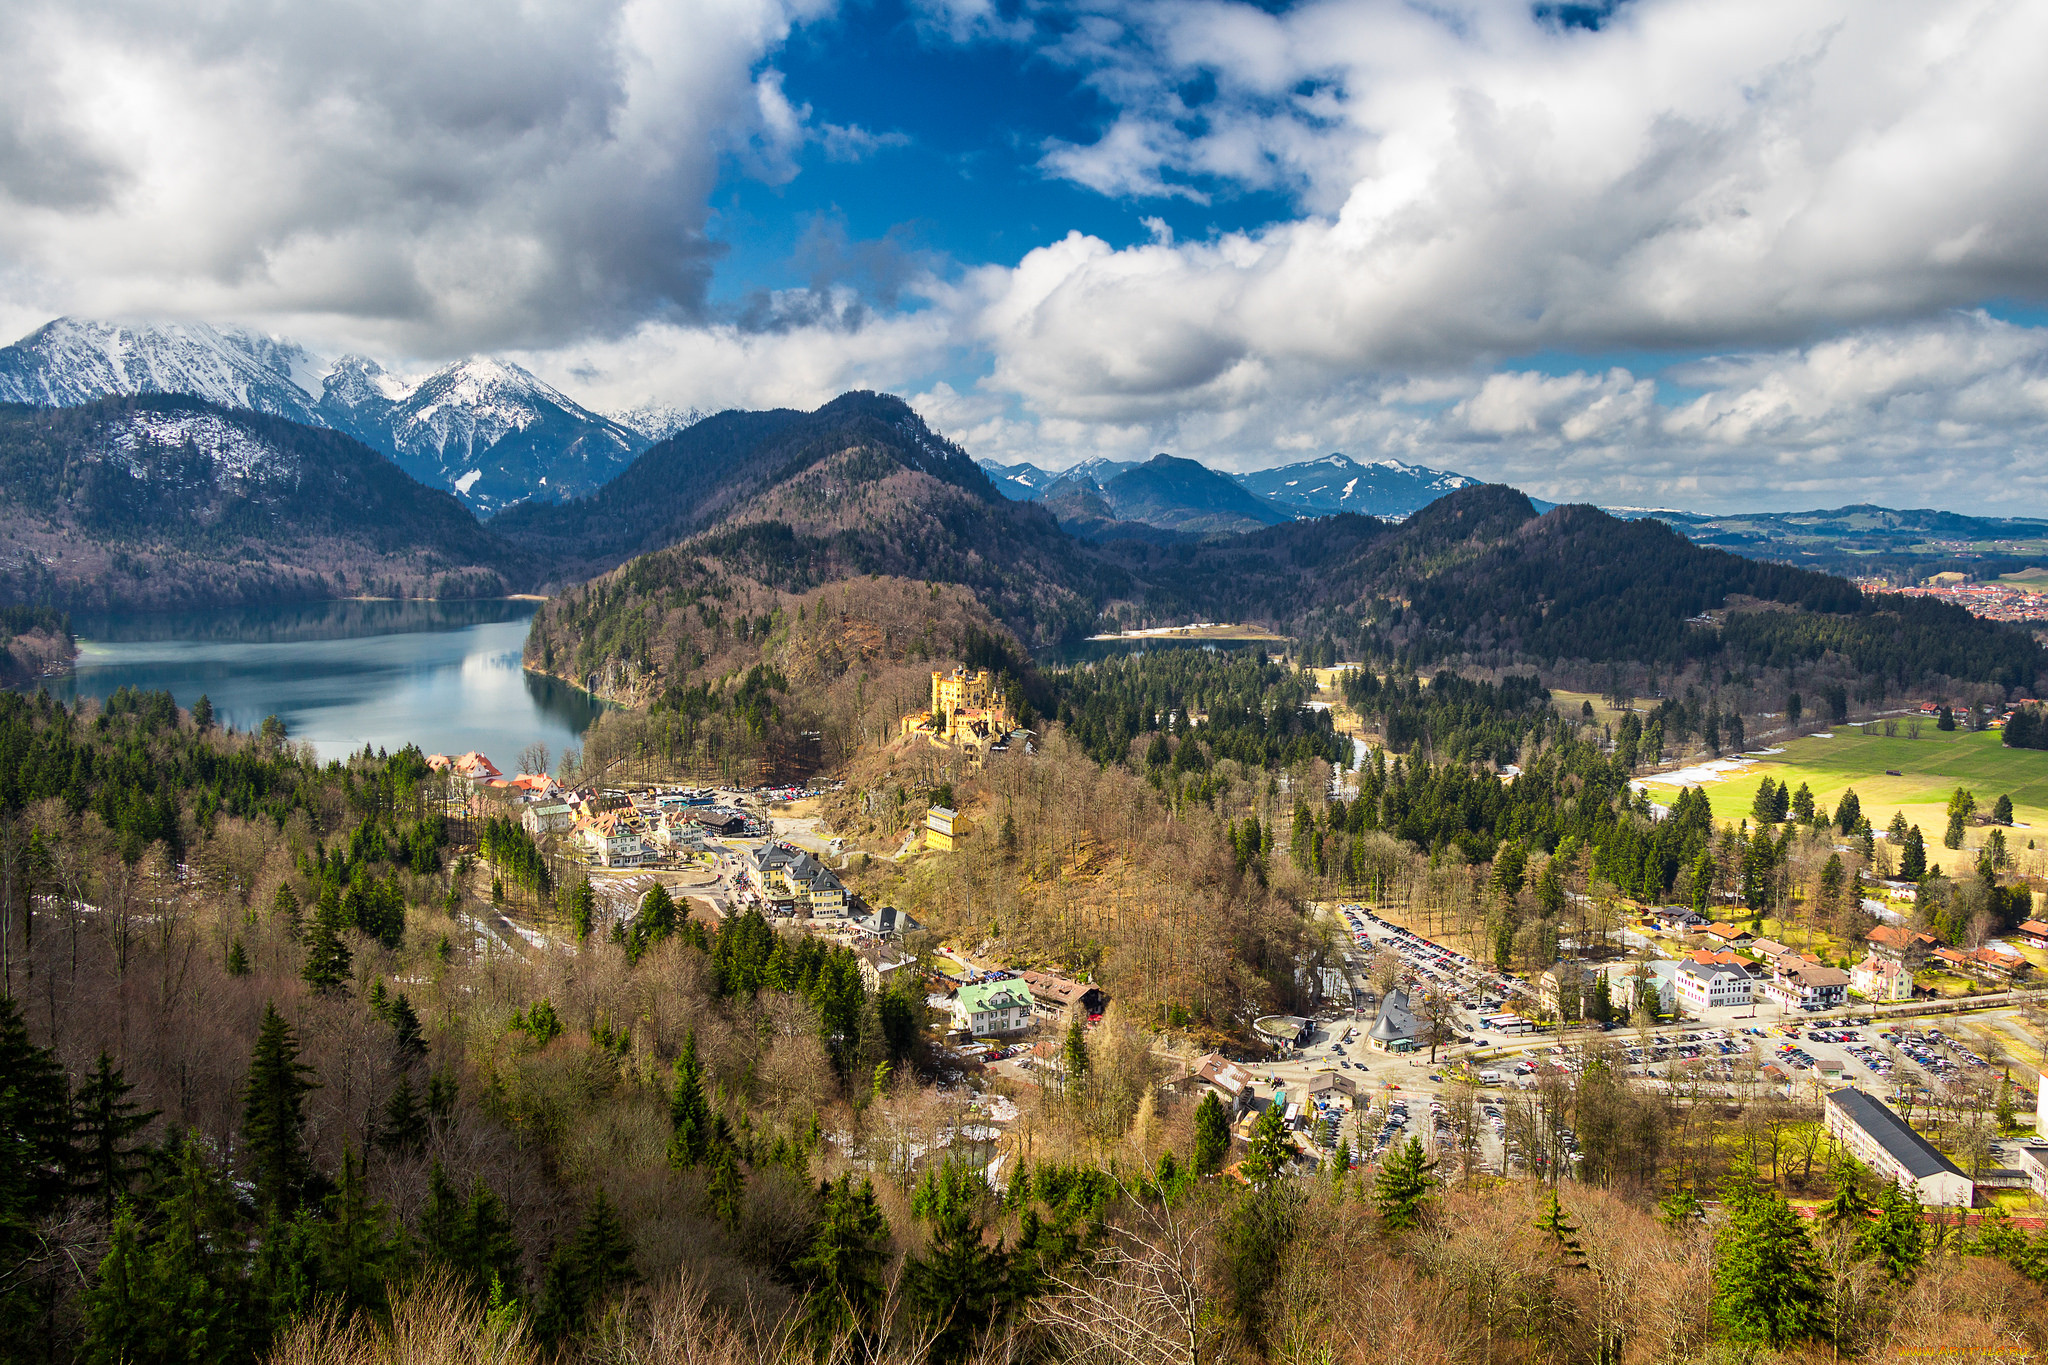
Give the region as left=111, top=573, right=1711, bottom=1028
left=0, top=0, right=833, bottom=352
left=968, top=0, right=2048, bottom=411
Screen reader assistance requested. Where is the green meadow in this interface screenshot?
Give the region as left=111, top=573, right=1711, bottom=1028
left=1649, top=726, right=2048, bottom=851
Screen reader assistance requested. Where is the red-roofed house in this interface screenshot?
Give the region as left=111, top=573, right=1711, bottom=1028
left=2018, top=920, right=2048, bottom=948
left=1702, top=923, right=1753, bottom=945
left=1867, top=926, right=1937, bottom=965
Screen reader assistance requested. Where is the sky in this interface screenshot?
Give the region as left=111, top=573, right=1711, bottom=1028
left=3, top=0, right=2047, bottom=513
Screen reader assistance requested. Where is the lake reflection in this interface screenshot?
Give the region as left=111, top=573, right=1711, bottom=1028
left=32, top=599, right=602, bottom=765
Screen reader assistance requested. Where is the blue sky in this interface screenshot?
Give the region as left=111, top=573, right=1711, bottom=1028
left=3, top=0, right=2048, bottom=512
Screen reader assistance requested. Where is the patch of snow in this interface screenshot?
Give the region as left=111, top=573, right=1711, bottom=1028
left=454, top=469, right=482, bottom=494
left=1341, top=477, right=1358, bottom=498
left=102, top=410, right=291, bottom=482
left=1810, top=732, right=1835, bottom=739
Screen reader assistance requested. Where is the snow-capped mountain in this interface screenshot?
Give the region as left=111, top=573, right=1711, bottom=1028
left=1234, top=454, right=1482, bottom=520
left=0, top=318, right=326, bottom=424
left=978, top=457, right=1138, bottom=500
left=326, top=356, right=646, bottom=513
left=0, top=317, right=674, bottom=514
left=610, top=402, right=709, bottom=443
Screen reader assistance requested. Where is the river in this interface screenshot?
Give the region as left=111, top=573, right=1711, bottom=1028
left=27, top=599, right=602, bottom=766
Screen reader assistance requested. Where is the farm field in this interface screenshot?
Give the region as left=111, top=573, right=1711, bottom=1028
left=1644, top=727, right=2048, bottom=858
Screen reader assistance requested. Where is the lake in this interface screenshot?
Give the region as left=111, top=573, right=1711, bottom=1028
left=30, top=599, right=602, bottom=766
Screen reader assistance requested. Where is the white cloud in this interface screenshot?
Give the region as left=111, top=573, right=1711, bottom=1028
left=0, top=0, right=832, bottom=353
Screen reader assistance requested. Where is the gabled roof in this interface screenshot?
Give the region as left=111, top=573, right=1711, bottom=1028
left=1195, top=1053, right=1254, bottom=1097
left=2018, top=920, right=2048, bottom=938
left=1828, top=1088, right=1968, bottom=1182
left=955, top=981, right=1031, bottom=1014
left=1868, top=925, right=1937, bottom=951
left=1368, top=988, right=1416, bottom=1043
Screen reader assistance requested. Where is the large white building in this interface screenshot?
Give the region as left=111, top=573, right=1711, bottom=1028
left=1823, top=1088, right=1973, bottom=1208
left=1675, top=959, right=1752, bottom=1015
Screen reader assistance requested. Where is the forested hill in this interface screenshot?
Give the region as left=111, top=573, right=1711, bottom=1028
left=520, top=393, right=1123, bottom=678
left=0, top=395, right=525, bottom=610
left=1097, top=485, right=2047, bottom=693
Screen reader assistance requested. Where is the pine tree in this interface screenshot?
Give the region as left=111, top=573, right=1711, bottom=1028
left=1535, top=1188, right=1586, bottom=1268
left=795, top=1175, right=891, bottom=1343
left=242, top=1002, right=319, bottom=1216
left=226, top=938, right=249, bottom=976
left=1835, top=787, right=1862, bottom=833
left=707, top=1146, right=746, bottom=1230
left=1328, top=1140, right=1350, bottom=1191
left=82, top=1141, right=250, bottom=1365
left=1713, top=1165, right=1822, bottom=1348
left=272, top=882, right=301, bottom=937
left=1993, top=793, right=2015, bottom=825
left=1998, top=1076, right=2018, bottom=1132
left=1240, top=1103, right=1292, bottom=1186
left=666, top=1028, right=713, bottom=1168
left=70, top=1051, right=158, bottom=1223
left=316, top=1148, right=405, bottom=1318
left=534, top=1188, right=638, bottom=1345
left=1900, top=825, right=1928, bottom=880
left=1192, top=1092, right=1230, bottom=1176
left=1857, top=1180, right=1927, bottom=1282
left=301, top=895, right=352, bottom=992
left=1373, top=1136, right=1436, bottom=1231
left=1945, top=786, right=1977, bottom=850
left=191, top=694, right=214, bottom=730
left=1062, top=1013, right=1090, bottom=1087
left=905, top=1190, right=1011, bottom=1365
left=377, top=1073, right=428, bottom=1152
left=388, top=992, right=427, bottom=1059
left=1817, top=1156, right=1874, bottom=1228
left=0, top=995, right=72, bottom=1351
left=1656, top=1184, right=1704, bottom=1228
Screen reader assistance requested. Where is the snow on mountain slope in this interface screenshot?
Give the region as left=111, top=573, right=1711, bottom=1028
left=0, top=318, right=673, bottom=514
left=101, top=409, right=299, bottom=483
left=1235, top=454, right=1481, bottom=519
left=610, top=402, right=709, bottom=443
left=0, top=317, right=324, bottom=422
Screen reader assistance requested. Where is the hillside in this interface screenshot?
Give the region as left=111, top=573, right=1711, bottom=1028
left=1095, top=453, right=1293, bottom=534
left=1655, top=503, right=2048, bottom=581
left=1096, top=486, right=2048, bottom=693
left=514, top=393, right=1121, bottom=679
left=0, top=395, right=523, bottom=610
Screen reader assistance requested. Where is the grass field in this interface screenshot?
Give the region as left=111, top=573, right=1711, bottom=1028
left=1998, top=566, right=2048, bottom=588
left=1645, top=728, right=2048, bottom=857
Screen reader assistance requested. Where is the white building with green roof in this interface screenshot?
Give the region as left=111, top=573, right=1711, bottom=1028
left=951, top=980, right=1033, bottom=1038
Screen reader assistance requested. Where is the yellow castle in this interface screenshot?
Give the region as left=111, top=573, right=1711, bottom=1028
left=901, top=667, right=1015, bottom=751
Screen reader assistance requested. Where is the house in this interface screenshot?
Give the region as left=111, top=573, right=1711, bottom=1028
left=521, top=802, right=575, bottom=838
left=1762, top=964, right=1850, bottom=1011
left=951, top=980, right=1033, bottom=1038
left=1366, top=989, right=1418, bottom=1053
left=1675, top=959, right=1753, bottom=1015
left=1701, top=922, right=1754, bottom=946
left=644, top=815, right=709, bottom=856
left=748, top=843, right=847, bottom=913
left=1851, top=954, right=1915, bottom=1002
left=2017, top=919, right=2048, bottom=948
left=1018, top=969, right=1107, bottom=1019
left=1537, top=961, right=1587, bottom=1017
left=853, top=905, right=920, bottom=940
left=1304, top=1071, right=1360, bottom=1108
left=576, top=811, right=651, bottom=867
left=1866, top=926, right=1938, bottom=965
left=510, top=772, right=557, bottom=797
left=1823, top=1088, right=1974, bottom=1207
left=449, top=751, right=502, bottom=784
left=858, top=948, right=920, bottom=995
left=687, top=808, right=750, bottom=836
left=1935, top=944, right=2031, bottom=981
left=1610, top=960, right=1679, bottom=1016
left=2013, top=1145, right=2048, bottom=1200
left=926, top=805, right=964, bottom=851
left=1749, top=938, right=1796, bottom=969
left=1188, top=1052, right=1258, bottom=1117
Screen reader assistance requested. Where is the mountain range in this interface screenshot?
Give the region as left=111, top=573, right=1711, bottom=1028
left=0, top=394, right=516, bottom=610
left=979, top=450, right=1487, bottom=532
left=0, top=318, right=705, bottom=513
